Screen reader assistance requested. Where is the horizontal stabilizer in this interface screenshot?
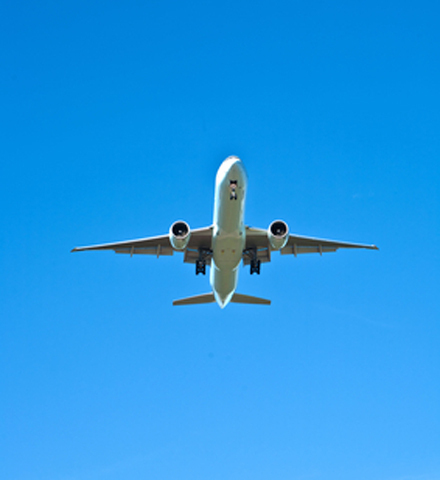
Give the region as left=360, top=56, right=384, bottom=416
left=173, top=293, right=215, bottom=306
left=231, top=293, right=271, bottom=305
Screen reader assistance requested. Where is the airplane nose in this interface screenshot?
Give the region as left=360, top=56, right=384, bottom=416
left=225, top=156, right=245, bottom=175
left=223, top=156, right=240, bottom=169
left=216, top=155, right=247, bottom=187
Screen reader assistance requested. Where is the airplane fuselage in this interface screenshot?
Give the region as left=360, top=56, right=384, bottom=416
left=210, top=156, right=247, bottom=307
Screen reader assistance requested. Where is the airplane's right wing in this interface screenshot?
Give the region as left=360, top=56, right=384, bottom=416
left=71, top=226, right=213, bottom=263
left=71, top=233, right=174, bottom=256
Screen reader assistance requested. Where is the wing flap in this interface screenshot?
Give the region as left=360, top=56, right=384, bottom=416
left=115, top=246, right=174, bottom=256
left=280, top=245, right=338, bottom=255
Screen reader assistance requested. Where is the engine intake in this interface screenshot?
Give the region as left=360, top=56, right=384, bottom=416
left=268, top=220, right=289, bottom=250
left=169, top=221, right=191, bottom=250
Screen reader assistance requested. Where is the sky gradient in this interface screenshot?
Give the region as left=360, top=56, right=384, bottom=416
left=1, top=1, right=439, bottom=479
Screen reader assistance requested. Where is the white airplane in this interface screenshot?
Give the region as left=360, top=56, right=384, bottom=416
left=72, top=156, right=378, bottom=308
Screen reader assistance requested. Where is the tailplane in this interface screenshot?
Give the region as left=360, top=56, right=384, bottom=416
left=173, top=293, right=215, bottom=306
left=231, top=293, right=271, bottom=305
left=173, top=292, right=270, bottom=306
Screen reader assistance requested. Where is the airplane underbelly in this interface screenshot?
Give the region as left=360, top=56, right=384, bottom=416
left=210, top=232, right=244, bottom=304
left=210, top=156, right=247, bottom=306
left=212, top=233, right=244, bottom=269
left=210, top=263, right=239, bottom=302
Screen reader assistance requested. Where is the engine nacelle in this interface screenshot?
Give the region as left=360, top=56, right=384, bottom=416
left=268, top=220, right=289, bottom=250
left=169, top=220, right=191, bottom=250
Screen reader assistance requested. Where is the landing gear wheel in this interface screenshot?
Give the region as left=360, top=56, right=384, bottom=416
left=250, top=259, right=261, bottom=275
left=196, top=260, right=206, bottom=276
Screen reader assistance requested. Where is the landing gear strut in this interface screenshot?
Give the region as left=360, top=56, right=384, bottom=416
left=195, top=248, right=212, bottom=276
left=244, top=248, right=261, bottom=275
left=230, top=180, right=238, bottom=200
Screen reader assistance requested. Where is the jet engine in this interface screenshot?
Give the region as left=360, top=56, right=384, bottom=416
left=268, top=220, right=289, bottom=250
left=169, top=220, right=191, bottom=250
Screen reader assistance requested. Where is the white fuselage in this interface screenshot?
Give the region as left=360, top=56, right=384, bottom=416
left=210, top=156, right=247, bottom=307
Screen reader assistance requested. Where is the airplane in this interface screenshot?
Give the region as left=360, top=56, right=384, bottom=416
left=72, top=156, right=378, bottom=308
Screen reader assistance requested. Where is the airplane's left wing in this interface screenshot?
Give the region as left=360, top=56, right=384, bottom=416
left=71, top=226, right=213, bottom=260
left=281, top=233, right=378, bottom=256
left=244, top=226, right=378, bottom=264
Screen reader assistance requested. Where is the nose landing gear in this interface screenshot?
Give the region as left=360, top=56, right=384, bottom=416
left=230, top=180, right=238, bottom=200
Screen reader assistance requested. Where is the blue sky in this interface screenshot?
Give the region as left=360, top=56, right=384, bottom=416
left=1, top=1, right=439, bottom=479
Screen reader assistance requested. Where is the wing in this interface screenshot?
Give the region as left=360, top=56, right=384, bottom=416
left=281, top=233, right=378, bottom=256
left=72, top=226, right=213, bottom=263
left=244, top=226, right=378, bottom=264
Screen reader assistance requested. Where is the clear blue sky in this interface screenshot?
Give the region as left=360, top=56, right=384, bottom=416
left=1, top=1, right=439, bottom=479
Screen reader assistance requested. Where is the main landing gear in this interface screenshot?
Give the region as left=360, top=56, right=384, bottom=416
left=195, top=248, right=212, bottom=275
left=250, top=259, right=261, bottom=275
left=244, top=248, right=261, bottom=275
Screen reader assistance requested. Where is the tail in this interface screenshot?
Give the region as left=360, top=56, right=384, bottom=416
left=231, top=293, right=271, bottom=305
left=173, top=293, right=216, bottom=306
left=173, top=293, right=271, bottom=306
